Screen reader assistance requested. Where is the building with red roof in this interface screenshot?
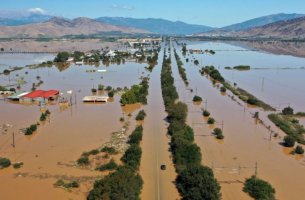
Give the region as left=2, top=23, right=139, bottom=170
left=22, top=90, right=59, bottom=100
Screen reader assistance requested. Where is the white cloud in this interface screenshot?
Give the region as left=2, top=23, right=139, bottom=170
left=27, top=8, right=46, bottom=14
left=111, top=4, right=134, bottom=11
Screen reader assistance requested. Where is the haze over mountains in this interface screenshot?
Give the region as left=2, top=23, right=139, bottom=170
left=0, top=13, right=305, bottom=38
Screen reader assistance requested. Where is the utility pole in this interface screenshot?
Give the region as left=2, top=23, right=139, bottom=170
left=205, top=100, right=208, bottom=110
left=254, top=161, right=258, bottom=177
left=12, top=132, right=15, bottom=148
left=221, top=120, right=224, bottom=131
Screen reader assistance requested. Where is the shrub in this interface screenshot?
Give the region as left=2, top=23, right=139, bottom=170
left=135, top=110, right=146, bottom=121
left=13, top=162, right=24, bottom=169
left=193, top=95, right=202, bottom=102
left=91, top=88, right=97, bottom=93
left=203, top=110, right=210, bottom=117
left=98, top=84, right=104, bottom=91
left=213, top=128, right=224, bottom=139
left=295, top=145, right=304, bottom=154
left=96, top=159, right=118, bottom=171
left=3, top=69, right=10, bottom=75
left=283, top=135, right=295, bottom=147
left=247, top=98, right=258, bottom=105
left=220, top=86, right=226, bottom=92
left=108, top=90, right=114, bottom=98
left=282, top=106, right=294, bottom=115
left=40, top=113, right=47, bottom=121
left=207, top=117, right=215, bottom=124
left=105, top=86, right=112, bottom=91
left=0, top=157, right=11, bottom=168
left=101, top=147, right=117, bottom=154
left=77, top=156, right=89, bottom=166
left=25, top=124, right=37, bottom=135
left=243, top=176, right=275, bottom=200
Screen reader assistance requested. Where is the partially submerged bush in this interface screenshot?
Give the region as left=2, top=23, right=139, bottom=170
left=77, top=156, right=90, bottom=166
left=101, top=146, right=117, bottom=155
left=25, top=124, right=37, bottom=135
left=207, top=117, right=215, bottom=125
left=203, top=110, right=210, bottom=117
left=243, top=176, right=275, bottom=200
left=13, top=162, right=24, bottom=169
left=0, top=157, right=11, bottom=169
left=282, top=106, right=294, bottom=115
left=284, top=135, right=295, bottom=147
left=96, top=159, right=118, bottom=171
left=54, top=179, right=79, bottom=188
left=295, top=145, right=304, bottom=154
left=193, top=95, right=202, bottom=102
left=135, top=110, right=146, bottom=121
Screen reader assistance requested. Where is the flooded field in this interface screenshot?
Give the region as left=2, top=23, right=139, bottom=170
left=183, top=41, right=305, bottom=112
left=0, top=54, right=148, bottom=199
left=173, top=40, right=305, bottom=200
left=1, top=39, right=305, bottom=200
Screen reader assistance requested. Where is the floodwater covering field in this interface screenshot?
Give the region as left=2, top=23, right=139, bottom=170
left=173, top=40, right=305, bottom=200
left=0, top=54, right=150, bottom=199
left=1, top=39, right=305, bottom=200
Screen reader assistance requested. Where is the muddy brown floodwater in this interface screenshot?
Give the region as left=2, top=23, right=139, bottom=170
left=171, top=40, right=305, bottom=200
left=0, top=57, right=147, bottom=199
left=140, top=47, right=180, bottom=200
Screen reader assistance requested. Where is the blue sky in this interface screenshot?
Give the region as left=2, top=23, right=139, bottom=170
left=2, top=0, right=305, bottom=27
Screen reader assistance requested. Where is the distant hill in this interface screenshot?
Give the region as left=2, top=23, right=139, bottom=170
left=96, top=17, right=214, bottom=35
left=0, top=17, right=148, bottom=38
left=238, top=16, right=305, bottom=39
left=0, top=13, right=52, bottom=26
left=220, top=13, right=305, bottom=31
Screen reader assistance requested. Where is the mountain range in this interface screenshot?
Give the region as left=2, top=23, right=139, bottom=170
left=0, top=13, right=305, bottom=38
left=0, top=17, right=147, bottom=38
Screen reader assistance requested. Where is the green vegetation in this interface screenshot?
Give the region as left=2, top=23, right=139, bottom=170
left=108, top=90, right=114, bottom=98
left=174, top=49, right=189, bottom=85
left=193, top=95, right=203, bottom=102
left=243, top=176, right=275, bottom=200
left=98, top=84, right=104, bottom=91
left=96, top=159, right=118, bottom=171
left=77, top=156, right=90, bottom=166
left=200, top=66, right=275, bottom=111
left=268, top=113, right=305, bottom=144
left=213, top=128, right=224, bottom=139
left=40, top=110, right=51, bottom=121
left=135, top=110, right=146, bottom=121
left=0, top=85, right=7, bottom=91
left=120, top=78, right=149, bottom=105
left=3, top=69, right=10, bottom=75
left=282, top=106, right=294, bottom=115
left=54, top=179, right=79, bottom=188
left=13, top=162, right=24, bottom=169
left=88, top=166, right=143, bottom=200
left=176, top=165, right=221, bottom=200
left=0, top=157, right=11, bottom=169
left=194, top=60, right=199, bottom=65
left=233, top=65, right=251, bottom=71
left=146, top=49, right=159, bottom=72
left=100, top=146, right=117, bottom=155
left=203, top=110, right=211, bottom=117
left=295, top=145, right=304, bottom=154
left=283, top=135, right=296, bottom=147
left=160, top=49, right=221, bottom=199
left=54, top=52, right=70, bottom=62
left=220, top=86, right=226, bottom=93
left=25, top=124, right=38, bottom=135
left=88, top=125, right=144, bottom=199
left=207, top=117, right=216, bottom=124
